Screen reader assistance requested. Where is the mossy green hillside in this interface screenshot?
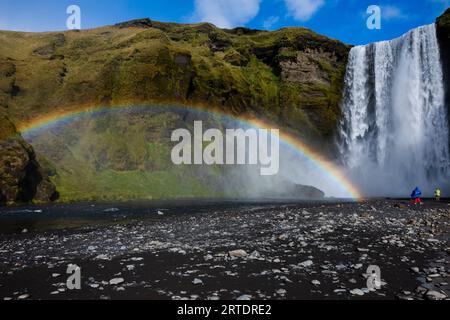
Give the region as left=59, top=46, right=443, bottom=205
left=0, top=19, right=350, bottom=144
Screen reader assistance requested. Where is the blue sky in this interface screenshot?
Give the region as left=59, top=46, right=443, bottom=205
left=0, top=0, right=448, bottom=45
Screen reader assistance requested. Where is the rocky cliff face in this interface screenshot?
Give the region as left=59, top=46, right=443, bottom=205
left=437, top=8, right=450, bottom=118
left=0, top=114, right=58, bottom=205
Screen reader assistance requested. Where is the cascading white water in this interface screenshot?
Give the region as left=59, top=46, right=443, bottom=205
left=339, top=24, right=450, bottom=197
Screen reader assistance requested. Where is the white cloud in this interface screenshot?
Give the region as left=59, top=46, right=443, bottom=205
left=284, top=0, right=324, bottom=21
left=263, top=16, right=280, bottom=30
left=382, top=5, right=407, bottom=20
left=192, top=0, right=261, bottom=29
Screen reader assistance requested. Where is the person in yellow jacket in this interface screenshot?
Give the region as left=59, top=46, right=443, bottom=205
left=435, top=188, right=441, bottom=201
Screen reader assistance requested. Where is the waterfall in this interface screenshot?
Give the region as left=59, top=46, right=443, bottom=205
left=339, top=24, right=450, bottom=197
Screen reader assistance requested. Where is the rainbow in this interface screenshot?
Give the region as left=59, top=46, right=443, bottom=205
left=16, top=103, right=362, bottom=200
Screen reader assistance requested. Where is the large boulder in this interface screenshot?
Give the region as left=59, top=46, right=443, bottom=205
left=261, top=178, right=325, bottom=199
left=286, top=183, right=325, bottom=199
left=0, top=114, right=58, bottom=205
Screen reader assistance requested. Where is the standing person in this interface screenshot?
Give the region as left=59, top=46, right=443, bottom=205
left=411, top=187, right=423, bottom=205
left=435, top=188, right=441, bottom=201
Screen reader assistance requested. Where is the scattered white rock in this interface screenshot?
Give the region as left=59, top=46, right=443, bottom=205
left=334, top=289, right=346, bottom=293
left=95, top=254, right=111, bottom=261
left=276, top=289, right=287, bottom=295
left=278, top=234, right=288, bottom=241
left=109, top=278, right=124, bottom=285
left=229, top=249, right=248, bottom=258
left=130, top=257, right=143, bottom=261
left=425, top=290, right=447, bottom=300
left=299, top=260, right=314, bottom=268
left=350, top=289, right=365, bottom=296
left=410, top=267, right=420, bottom=273
left=204, top=254, right=214, bottom=261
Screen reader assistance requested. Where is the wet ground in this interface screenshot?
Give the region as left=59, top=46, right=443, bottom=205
left=0, top=199, right=448, bottom=300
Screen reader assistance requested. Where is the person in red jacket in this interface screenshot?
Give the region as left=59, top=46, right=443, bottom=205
left=411, top=187, right=422, bottom=205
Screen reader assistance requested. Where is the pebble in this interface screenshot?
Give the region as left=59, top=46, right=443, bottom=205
left=204, top=254, right=214, bottom=261
left=299, top=260, right=314, bottom=268
left=109, top=278, right=124, bottom=285
left=95, top=254, right=111, bottom=261
left=229, top=250, right=248, bottom=258
left=350, top=289, right=365, bottom=296
left=410, top=267, right=420, bottom=273
left=276, top=289, right=287, bottom=295
left=425, top=290, right=447, bottom=300
left=311, top=280, right=321, bottom=286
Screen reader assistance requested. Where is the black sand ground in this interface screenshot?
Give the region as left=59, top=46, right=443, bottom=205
left=0, top=199, right=448, bottom=300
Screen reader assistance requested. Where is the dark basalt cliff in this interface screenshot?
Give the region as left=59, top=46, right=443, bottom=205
left=0, top=113, right=58, bottom=205
left=437, top=8, right=450, bottom=118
